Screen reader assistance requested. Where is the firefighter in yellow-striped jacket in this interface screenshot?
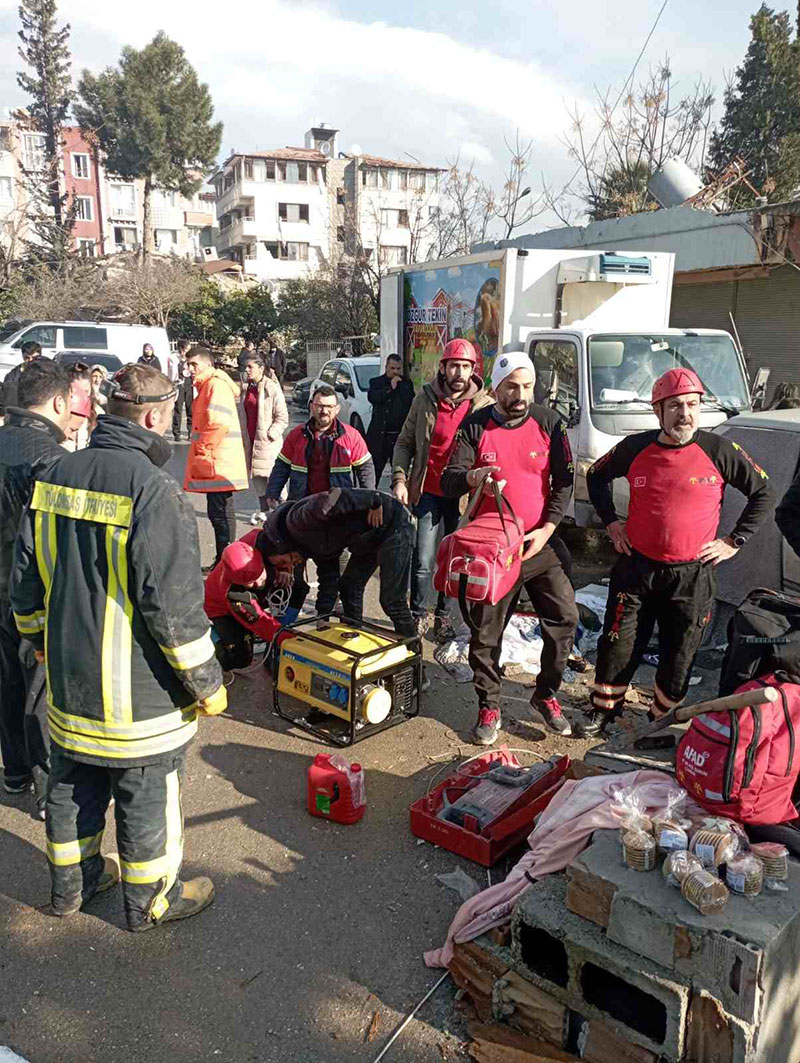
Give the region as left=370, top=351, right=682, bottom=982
left=10, top=364, right=226, bottom=932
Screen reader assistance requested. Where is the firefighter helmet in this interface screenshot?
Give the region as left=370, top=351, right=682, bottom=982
left=651, top=368, right=705, bottom=404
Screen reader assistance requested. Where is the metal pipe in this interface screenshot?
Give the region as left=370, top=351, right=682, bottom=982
left=370, top=972, right=450, bottom=1062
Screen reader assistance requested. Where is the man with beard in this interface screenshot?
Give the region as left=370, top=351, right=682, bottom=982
left=577, top=368, right=775, bottom=738
left=441, top=352, right=578, bottom=745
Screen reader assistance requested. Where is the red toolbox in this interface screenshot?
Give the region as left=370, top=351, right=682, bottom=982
left=409, top=747, right=569, bottom=867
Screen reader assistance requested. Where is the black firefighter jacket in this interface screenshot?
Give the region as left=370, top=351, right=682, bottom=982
left=10, top=414, right=223, bottom=767
left=0, top=408, right=66, bottom=603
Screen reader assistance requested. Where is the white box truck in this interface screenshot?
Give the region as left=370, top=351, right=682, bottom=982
left=379, top=248, right=757, bottom=525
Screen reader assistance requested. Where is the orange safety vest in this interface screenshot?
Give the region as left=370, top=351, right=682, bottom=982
left=184, top=369, right=249, bottom=493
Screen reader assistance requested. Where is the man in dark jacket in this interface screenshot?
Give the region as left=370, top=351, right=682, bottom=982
left=0, top=359, right=71, bottom=795
left=267, top=341, right=287, bottom=385
left=256, top=487, right=415, bottom=637
left=366, top=353, right=414, bottom=483
left=2, top=340, right=43, bottom=415
left=137, top=343, right=162, bottom=372
left=11, top=363, right=226, bottom=931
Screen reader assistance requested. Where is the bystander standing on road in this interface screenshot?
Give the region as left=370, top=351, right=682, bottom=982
left=184, top=347, right=249, bottom=566
left=1, top=341, right=42, bottom=416
left=171, top=338, right=194, bottom=442
left=264, top=384, right=375, bottom=622
left=0, top=360, right=71, bottom=799
left=442, top=353, right=578, bottom=745
left=238, top=339, right=255, bottom=383
left=11, top=363, right=226, bottom=931
left=580, top=368, right=775, bottom=737
left=366, top=353, right=414, bottom=483
left=392, top=338, right=492, bottom=642
left=240, top=352, right=289, bottom=511
left=137, top=343, right=162, bottom=372
left=267, top=339, right=287, bottom=386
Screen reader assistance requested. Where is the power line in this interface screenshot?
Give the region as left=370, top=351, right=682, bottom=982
left=555, top=0, right=670, bottom=202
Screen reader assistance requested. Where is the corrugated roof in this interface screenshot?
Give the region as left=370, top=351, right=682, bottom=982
left=221, top=147, right=328, bottom=167
left=355, top=153, right=443, bottom=172
left=202, top=259, right=244, bottom=275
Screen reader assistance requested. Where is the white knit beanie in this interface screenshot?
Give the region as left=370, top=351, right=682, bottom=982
left=491, top=351, right=535, bottom=390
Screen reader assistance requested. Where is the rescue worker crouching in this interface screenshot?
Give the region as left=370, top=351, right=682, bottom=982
left=10, top=364, right=227, bottom=931
left=441, top=352, right=579, bottom=746
left=578, top=367, right=776, bottom=738
left=204, top=536, right=284, bottom=670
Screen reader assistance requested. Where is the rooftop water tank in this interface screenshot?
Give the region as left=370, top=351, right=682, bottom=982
left=648, top=158, right=704, bottom=208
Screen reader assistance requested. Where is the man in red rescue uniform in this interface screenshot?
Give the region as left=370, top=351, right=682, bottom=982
left=441, top=352, right=578, bottom=745
left=578, top=368, right=775, bottom=738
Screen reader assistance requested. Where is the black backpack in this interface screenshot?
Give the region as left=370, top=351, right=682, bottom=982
left=719, top=588, right=800, bottom=696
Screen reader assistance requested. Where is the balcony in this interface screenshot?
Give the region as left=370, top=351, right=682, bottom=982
left=215, top=180, right=258, bottom=216
left=218, top=214, right=258, bottom=248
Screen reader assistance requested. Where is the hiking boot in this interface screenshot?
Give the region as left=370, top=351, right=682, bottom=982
left=51, top=855, right=121, bottom=917
left=3, top=774, right=33, bottom=795
left=573, top=708, right=621, bottom=739
left=532, top=695, right=572, bottom=736
left=130, top=877, right=215, bottom=932
left=473, top=707, right=501, bottom=746
left=433, top=616, right=458, bottom=643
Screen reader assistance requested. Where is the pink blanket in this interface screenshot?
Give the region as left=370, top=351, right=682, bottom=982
left=425, top=769, right=693, bottom=968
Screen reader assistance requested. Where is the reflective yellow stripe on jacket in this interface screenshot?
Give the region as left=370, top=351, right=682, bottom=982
left=159, top=631, right=216, bottom=672
left=102, top=525, right=133, bottom=724
left=48, top=709, right=198, bottom=760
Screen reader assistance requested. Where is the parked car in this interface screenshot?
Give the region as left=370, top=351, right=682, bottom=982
left=310, top=355, right=381, bottom=435
left=0, top=320, right=170, bottom=381
left=291, top=377, right=313, bottom=409
left=55, top=352, right=123, bottom=374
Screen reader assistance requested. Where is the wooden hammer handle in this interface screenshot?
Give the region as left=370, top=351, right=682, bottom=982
left=674, top=686, right=779, bottom=723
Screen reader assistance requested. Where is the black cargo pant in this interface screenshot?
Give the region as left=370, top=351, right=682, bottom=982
left=46, top=744, right=186, bottom=929
left=592, top=550, right=715, bottom=717
left=172, top=378, right=193, bottom=439
left=0, top=599, right=36, bottom=784
left=211, top=614, right=254, bottom=670
left=206, top=491, right=237, bottom=564
left=366, top=430, right=399, bottom=485
left=336, top=509, right=416, bottom=638
left=468, top=539, right=579, bottom=708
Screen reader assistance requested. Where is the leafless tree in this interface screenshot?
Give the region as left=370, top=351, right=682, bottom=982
left=491, top=131, right=549, bottom=237
left=426, top=157, right=495, bottom=258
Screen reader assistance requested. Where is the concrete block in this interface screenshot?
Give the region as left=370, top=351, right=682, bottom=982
left=607, top=891, right=676, bottom=969
left=578, top=1018, right=658, bottom=1063
left=685, top=991, right=735, bottom=1063
left=565, top=864, right=617, bottom=928
left=509, top=875, right=689, bottom=1060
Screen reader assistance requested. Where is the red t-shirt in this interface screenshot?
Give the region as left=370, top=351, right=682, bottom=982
left=244, top=384, right=259, bottom=444
left=425, top=399, right=472, bottom=496
left=307, top=432, right=332, bottom=495
left=474, top=417, right=553, bottom=532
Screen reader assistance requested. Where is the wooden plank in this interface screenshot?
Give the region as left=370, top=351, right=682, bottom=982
left=488, top=923, right=512, bottom=947
left=580, top=1020, right=658, bottom=1063
left=496, top=970, right=567, bottom=1045
left=566, top=760, right=607, bottom=781
left=450, top=940, right=511, bottom=1022
left=685, top=991, right=735, bottom=1063
left=565, top=864, right=617, bottom=929
left=467, top=1021, right=576, bottom=1062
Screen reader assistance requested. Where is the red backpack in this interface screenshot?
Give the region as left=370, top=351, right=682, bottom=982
left=676, top=674, right=800, bottom=825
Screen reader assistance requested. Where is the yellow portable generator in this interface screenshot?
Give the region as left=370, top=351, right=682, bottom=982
left=273, top=616, right=422, bottom=746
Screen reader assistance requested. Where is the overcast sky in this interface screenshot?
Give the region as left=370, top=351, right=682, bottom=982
left=0, top=0, right=778, bottom=231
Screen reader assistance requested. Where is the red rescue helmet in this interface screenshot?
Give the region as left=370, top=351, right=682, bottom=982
left=69, top=385, right=92, bottom=419
left=440, top=338, right=478, bottom=366
left=221, top=541, right=264, bottom=583
left=651, top=368, right=705, bottom=405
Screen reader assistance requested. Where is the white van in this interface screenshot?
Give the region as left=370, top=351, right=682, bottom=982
left=0, top=320, right=171, bottom=381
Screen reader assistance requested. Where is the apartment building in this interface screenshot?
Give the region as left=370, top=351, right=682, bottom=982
left=211, top=125, right=442, bottom=285
left=0, top=111, right=216, bottom=262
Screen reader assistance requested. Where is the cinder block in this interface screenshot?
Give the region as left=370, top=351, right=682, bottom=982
left=607, top=892, right=676, bottom=969
left=510, top=875, right=689, bottom=1060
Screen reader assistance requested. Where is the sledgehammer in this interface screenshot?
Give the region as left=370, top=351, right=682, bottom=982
left=603, top=686, right=779, bottom=752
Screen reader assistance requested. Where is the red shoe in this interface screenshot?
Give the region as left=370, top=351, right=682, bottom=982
left=531, top=695, right=572, bottom=736
left=473, top=707, right=501, bottom=746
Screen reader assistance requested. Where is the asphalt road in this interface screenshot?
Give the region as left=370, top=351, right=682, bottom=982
left=0, top=419, right=718, bottom=1063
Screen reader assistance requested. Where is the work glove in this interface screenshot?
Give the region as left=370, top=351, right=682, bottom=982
left=198, top=686, right=228, bottom=716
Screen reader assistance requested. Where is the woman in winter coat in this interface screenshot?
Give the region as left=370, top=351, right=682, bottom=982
left=239, top=352, right=289, bottom=509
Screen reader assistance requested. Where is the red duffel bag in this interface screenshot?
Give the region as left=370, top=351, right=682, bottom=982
left=433, top=478, right=524, bottom=611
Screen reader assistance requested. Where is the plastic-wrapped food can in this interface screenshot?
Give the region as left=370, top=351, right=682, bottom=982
left=725, top=853, right=764, bottom=896
left=663, top=850, right=703, bottom=887
left=652, top=815, right=690, bottom=854
left=622, top=829, right=656, bottom=871
left=750, top=842, right=789, bottom=890
left=681, top=869, right=730, bottom=915
left=690, top=829, right=736, bottom=868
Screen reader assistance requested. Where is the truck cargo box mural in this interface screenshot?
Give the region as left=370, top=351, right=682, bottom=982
left=403, top=259, right=502, bottom=387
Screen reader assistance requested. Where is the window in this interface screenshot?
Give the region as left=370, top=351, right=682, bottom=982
left=319, top=361, right=339, bottom=386
left=398, top=170, right=408, bottom=191
left=336, top=187, right=345, bottom=206
left=0, top=176, right=12, bottom=202
left=530, top=340, right=579, bottom=420
left=334, top=366, right=353, bottom=396
left=155, top=228, right=177, bottom=250
left=13, top=325, right=56, bottom=349
left=23, top=133, right=46, bottom=171
left=63, top=326, right=107, bottom=349
left=224, top=171, right=235, bottom=191
left=297, top=163, right=307, bottom=182
left=362, top=168, right=379, bottom=189
left=76, top=238, right=96, bottom=257
left=277, top=162, right=286, bottom=181
left=262, top=240, right=309, bottom=260
left=109, top=183, right=136, bottom=218
left=428, top=206, right=439, bottom=219
left=427, top=172, right=439, bottom=192
left=278, top=202, right=309, bottom=223
left=309, top=165, right=319, bottom=182
left=244, top=159, right=254, bottom=180
left=285, top=162, right=299, bottom=183
left=75, top=196, right=94, bottom=222
left=380, top=209, right=396, bottom=228
left=266, top=161, right=276, bottom=181
left=380, top=245, right=407, bottom=266
left=353, top=363, right=380, bottom=390
left=399, top=209, right=409, bottom=228
left=252, top=159, right=266, bottom=181
left=411, top=171, right=426, bottom=192
left=157, top=190, right=176, bottom=208
left=380, top=169, right=392, bottom=190
left=114, top=225, right=138, bottom=249
left=337, top=226, right=345, bottom=243
left=72, top=153, right=91, bottom=179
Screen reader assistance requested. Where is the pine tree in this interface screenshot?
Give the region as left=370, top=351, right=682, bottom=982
left=15, top=0, right=76, bottom=266
left=709, top=4, right=800, bottom=205
left=75, top=32, right=222, bottom=260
